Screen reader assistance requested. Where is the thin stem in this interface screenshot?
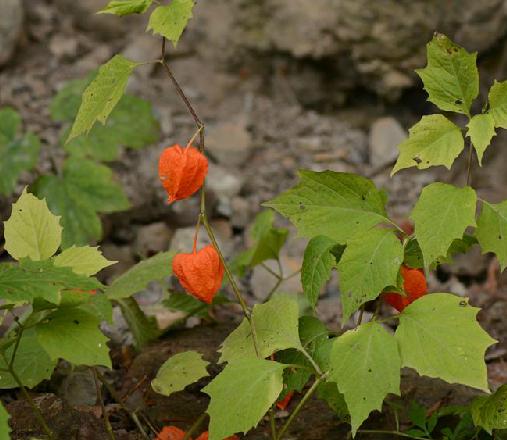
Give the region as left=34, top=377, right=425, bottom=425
left=358, top=429, right=427, bottom=440
left=299, top=346, right=323, bottom=377
left=95, top=370, right=149, bottom=440
left=357, top=308, right=364, bottom=326
left=264, top=277, right=283, bottom=303
left=270, top=407, right=277, bottom=440
left=276, top=375, right=325, bottom=440
left=284, top=269, right=301, bottom=280
left=186, top=125, right=204, bottom=148
left=9, top=316, right=24, bottom=370
left=92, top=368, right=115, bottom=440
left=0, top=351, right=54, bottom=439
left=183, top=413, right=207, bottom=440
left=261, top=263, right=282, bottom=279
left=466, top=140, right=474, bottom=186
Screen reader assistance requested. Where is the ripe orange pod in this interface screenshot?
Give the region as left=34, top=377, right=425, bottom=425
left=159, top=144, right=208, bottom=203
left=276, top=391, right=294, bottom=410
left=157, top=426, right=188, bottom=440
left=383, top=265, right=427, bottom=312
left=172, top=244, right=224, bottom=304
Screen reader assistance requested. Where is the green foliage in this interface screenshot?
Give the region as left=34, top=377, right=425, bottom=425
left=467, top=114, right=496, bottom=165
left=53, top=245, right=115, bottom=276
left=0, top=108, right=40, bottom=196
left=98, top=0, right=153, bottom=15
left=152, top=351, right=209, bottom=396
left=265, top=171, right=388, bottom=243
left=116, top=297, right=160, bottom=349
left=36, top=307, right=111, bottom=368
left=301, top=236, right=339, bottom=308
left=219, top=294, right=302, bottom=363
left=67, top=55, right=139, bottom=143
left=316, top=382, right=348, bottom=419
left=0, top=328, right=57, bottom=389
left=337, top=228, right=403, bottom=322
left=233, top=210, right=288, bottom=274
left=411, top=183, right=476, bottom=266
left=4, top=189, right=62, bottom=261
left=476, top=201, right=507, bottom=270
left=471, top=384, right=507, bottom=434
left=328, top=321, right=401, bottom=435
left=147, top=0, right=195, bottom=46
left=106, top=251, right=174, bottom=299
left=0, top=403, right=10, bottom=439
left=487, top=80, right=507, bottom=128
left=392, top=115, right=464, bottom=174
left=416, top=33, right=478, bottom=114
left=50, top=74, right=95, bottom=122
left=164, top=291, right=230, bottom=318
left=0, top=259, right=101, bottom=304
left=203, top=358, right=286, bottom=440
left=35, top=157, right=129, bottom=248
left=395, top=293, right=495, bottom=391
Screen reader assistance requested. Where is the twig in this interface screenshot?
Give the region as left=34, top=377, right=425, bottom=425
left=466, top=140, right=474, bottom=186
left=92, top=368, right=115, bottom=440
left=358, top=429, right=427, bottom=439
left=261, top=263, right=282, bottom=279
left=269, top=407, right=277, bottom=440
left=95, top=370, right=150, bottom=439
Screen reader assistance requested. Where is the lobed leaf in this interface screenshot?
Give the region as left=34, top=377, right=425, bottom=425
left=67, top=55, right=138, bottom=143
left=98, top=0, right=153, bottom=15
left=53, top=245, right=115, bottom=276
left=466, top=114, right=496, bottom=166
left=392, top=115, right=464, bottom=175
left=471, top=384, right=507, bottom=434
left=411, top=183, right=476, bottom=267
left=475, top=200, right=507, bottom=270
left=395, top=293, right=496, bottom=391
left=152, top=351, right=209, bottom=396
left=328, top=321, right=401, bottom=435
left=416, top=33, right=478, bottom=114
left=264, top=170, right=388, bottom=244
left=4, top=189, right=62, bottom=261
left=203, top=358, right=286, bottom=440
left=147, top=0, right=195, bottom=46
left=488, top=80, right=507, bottom=128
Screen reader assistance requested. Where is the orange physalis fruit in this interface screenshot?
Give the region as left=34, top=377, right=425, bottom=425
left=195, top=433, right=239, bottom=440
left=383, top=265, right=427, bottom=312
left=156, top=426, right=188, bottom=440
left=159, top=144, right=208, bottom=203
left=276, top=391, right=294, bottom=410
left=172, top=244, right=224, bottom=304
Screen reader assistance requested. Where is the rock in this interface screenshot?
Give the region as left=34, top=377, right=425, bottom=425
left=206, top=118, right=253, bottom=167
left=122, top=33, right=160, bottom=77
left=0, top=0, right=23, bottom=66
left=251, top=255, right=302, bottom=301
left=206, top=163, right=243, bottom=217
left=134, top=222, right=174, bottom=258
left=230, top=196, right=251, bottom=229
left=99, top=243, right=136, bottom=284
left=58, top=369, right=97, bottom=406
left=369, top=117, right=406, bottom=168
left=49, top=33, right=78, bottom=59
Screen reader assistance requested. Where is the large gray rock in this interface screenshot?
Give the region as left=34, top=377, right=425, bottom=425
left=0, top=0, right=23, bottom=66
left=369, top=117, right=406, bottom=168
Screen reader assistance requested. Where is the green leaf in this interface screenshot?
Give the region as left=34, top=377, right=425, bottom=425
left=116, top=297, right=160, bottom=349
left=98, top=0, right=152, bottom=15
left=0, top=403, right=10, bottom=439
left=203, top=358, right=286, bottom=440
left=0, top=259, right=102, bottom=304
left=35, top=157, right=129, bottom=248
left=0, top=328, right=57, bottom=389
left=416, top=33, right=478, bottom=114
left=411, top=183, right=476, bottom=266
left=395, top=293, right=495, bottom=391
left=4, top=189, right=62, bottom=261
left=53, top=245, right=115, bottom=276
left=316, top=382, right=349, bottom=419
left=328, top=321, right=401, bottom=435
left=0, top=108, right=40, bottom=196
left=264, top=171, right=388, bottom=244
left=67, top=55, right=139, bottom=143
left=392, top=115, right=464, bottom=175
left=436, top=234, right=478, bottom=266
left=219, top=294, right=302, bottom=363
left=147, top=0, right=195, bottom=46
left=404, top=238, right=424, bottom=269
left=64, top=95, right=160, bottom=162
left=164, top=291, right=229, bottom=318
left=36, top=307, right=111, bottom=367
left=152, top=351, right=209, bottom=396
left=488, top=80, right=507, bottom=128
left=471, top=384, right=507, bottom=434
left=476, top=200, right=507, bottom=270
left=106, top=251, right=174, bottom=299
left=338, top=228, right=403, bottom=322
left=466, top=114, right=495, bottom=166
left=59, top=291, right=113, bottom=324
left=301, top=236, right=338, bottom=308
left=50, top=74, right=95, bottom=122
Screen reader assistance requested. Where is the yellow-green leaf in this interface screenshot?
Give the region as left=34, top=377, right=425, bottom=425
left=98, top=0, right=152, bottom=15
left=395, top=293, right=496, bottom=392
left=466, top=113, right=495, bottom=165
left=152, top=351, right=209, bottom=396
left=4, top=189, right=62, bottom=261
left=476, top=200, right=507, bottom=270
left=488, top=80, right=507, bottom=128
left=53, top=245, right=115, bottom=276
left=147, top=0, right=195, bottom=46
left=392, top=115, right=464, bottom=175
left=471, top=384, right=507, bottom=434
left=0, top=402, right=10, bottom=439
left=67, top=55, right=138, bottom=143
